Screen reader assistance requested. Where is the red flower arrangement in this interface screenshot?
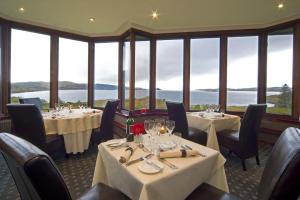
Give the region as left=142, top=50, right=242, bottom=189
left=132, top=123, right=145, bottom=136
left=141, top=107, right=147, bottom=114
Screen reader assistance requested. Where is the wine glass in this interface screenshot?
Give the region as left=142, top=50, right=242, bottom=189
left=165, top=120, right=175, bottom=137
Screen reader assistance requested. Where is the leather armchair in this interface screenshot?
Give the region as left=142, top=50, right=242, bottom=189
left=187, top=127, right=300, bottom=200
left=217, top=104, right=266, bottom=170
left=166, top=101, right=207, bottom=145
left=0, top=132, right=129, bottom=200
left=91, top=100, right=120, bottom=144
left=7, top=104, right=65, bottom=157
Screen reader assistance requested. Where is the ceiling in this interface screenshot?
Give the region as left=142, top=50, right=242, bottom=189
left=0, top=0, right=300, bottom=37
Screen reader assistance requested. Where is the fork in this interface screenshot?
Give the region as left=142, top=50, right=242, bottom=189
left=158, top=158, right=178, bottom=169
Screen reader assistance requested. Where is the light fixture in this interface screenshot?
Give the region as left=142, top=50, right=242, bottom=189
left=151, top=10, right=159, bottom=20
left=19, top=7, right=25, bottom=13
left=277, top=3, right=284, bottom=8
left=89, top=17, right=95, bottom=23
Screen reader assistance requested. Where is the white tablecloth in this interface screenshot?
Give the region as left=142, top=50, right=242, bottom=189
left=43, top=109, right=102, bottom=154
left=92, top=136, right=229, bottom=200
left=187, top=112, right=240, bottom=151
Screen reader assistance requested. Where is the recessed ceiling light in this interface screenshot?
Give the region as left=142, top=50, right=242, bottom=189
left=89, top=17, right=95, bottom=23
left=19, top=7, right=25, bottom=13
left=151, top=10, right=159, bottom=20
left=277, top=3, right=284, bottom=8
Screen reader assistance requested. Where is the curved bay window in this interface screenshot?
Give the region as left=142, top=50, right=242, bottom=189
left=10, top=29, right=51, bottom=109
left=190, top=38, right=220, bottom=110
left=156, top=39, right=184, bottom=109
left=227, top=36, right=259, bottom=112
left=266, top=28, right=294, bottom=115
left=94, top=42, right=119, bottom=108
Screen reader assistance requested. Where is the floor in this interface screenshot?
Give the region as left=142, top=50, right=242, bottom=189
left=0, top=143, right=273, bottom=200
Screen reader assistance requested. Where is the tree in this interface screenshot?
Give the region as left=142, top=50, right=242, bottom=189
left=277, top=84, right=292, bottom=108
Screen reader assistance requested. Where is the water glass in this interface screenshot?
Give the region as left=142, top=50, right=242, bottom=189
left=166, top=120, right=175, bottom=137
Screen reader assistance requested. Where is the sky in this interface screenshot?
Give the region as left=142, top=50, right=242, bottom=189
left=10, top=29, right=293, bottom=90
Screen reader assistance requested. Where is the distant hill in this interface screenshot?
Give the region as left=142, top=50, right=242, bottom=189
left=11, top=81, right=118, bottom=93
left=197, top=87, right=283, bottom=92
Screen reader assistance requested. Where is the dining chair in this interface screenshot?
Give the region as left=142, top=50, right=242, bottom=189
left=217, top=104, right=267, bottom=170
left=6, top=104, right=65, bottom=157
left=166, top=101, right=207, bottom=145
left=19, top=97, right=44, bottom=111
left=0, top=132, right=129, bottom=200
left=91, top=99, right=120, bottom=144
left=187, top=127, right=300, bottom=200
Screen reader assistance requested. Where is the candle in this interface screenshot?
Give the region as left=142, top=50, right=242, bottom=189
left=159, top=126, right=166, bottom=134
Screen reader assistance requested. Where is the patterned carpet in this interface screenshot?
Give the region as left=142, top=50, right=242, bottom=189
left=0, top=143, right=273, bottom=200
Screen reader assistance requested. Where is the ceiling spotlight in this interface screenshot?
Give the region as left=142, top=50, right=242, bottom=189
left=89, top=17, right=95, bottom=23
left=151, top=10, right=159, bottom=20
left=19, top=7, right=25, bottom=13
left=277, top=3, right=284, bottom=8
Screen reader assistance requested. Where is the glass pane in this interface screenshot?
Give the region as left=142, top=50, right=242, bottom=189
left=156, top=39, right=183, bottom=109
left=227, top=36, right=259, bottom=112
left=94, top=42, right=119, bottom=107
left=123, top=41, right=130, bottom=110
left=59, top=38, right=88, bottom=107
left=11, top=29, right=50, bottom=109
left=190, top=38, right=220, bottom=111
left=135, top=40, right=150, bottom=110
left=267, top=29, right=293, bottom=115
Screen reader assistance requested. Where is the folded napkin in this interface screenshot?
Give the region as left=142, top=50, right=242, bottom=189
left=159, top=149, right=200, bottom=158
left=119, top=144, right=137, bottom=163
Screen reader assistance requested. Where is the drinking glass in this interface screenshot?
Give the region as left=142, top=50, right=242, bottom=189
left=166, top=120, right=175, bottom=137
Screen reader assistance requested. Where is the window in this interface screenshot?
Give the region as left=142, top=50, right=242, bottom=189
left=58, top=38, right=88, bottom=106
left=94, top=42, right=119, bottom=107
left=156, top=39, right=184, bottom=109
left=190, top=38, right=220, bottom=110
left=123, top=41, right=130, bottom=110
left=227, top=36, right=259, bottom=112
left=267, top=28, right=293, bottom=115
left=10, top=29, right=50, bottom=109
left=135, top=38, right=150, bottom=109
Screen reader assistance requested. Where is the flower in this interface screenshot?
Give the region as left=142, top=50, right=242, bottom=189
left=132, top=123, right=144, bottom=136
left=141, top=107, right=147, bottom=114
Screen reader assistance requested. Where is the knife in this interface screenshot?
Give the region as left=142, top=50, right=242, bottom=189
left=125, top=153, right=153, bottom=166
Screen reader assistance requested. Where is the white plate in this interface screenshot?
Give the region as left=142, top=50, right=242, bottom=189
left=138, top=160, right=164, bottom=174
left=106, top=139, right=126, bottom=147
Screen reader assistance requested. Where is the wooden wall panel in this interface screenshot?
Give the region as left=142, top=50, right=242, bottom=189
left=1, top=24, right=10, bottom=113
left=219, top=36, right=227, bottom=110
left=149, top=39, right=156, bottom=110
left=50, top=34, right=58, bottom=108
left=183, top=37, right=190, bottom=110
left=293, top=23, right=300, bottom=119
left=88, top=41, right=95, bottom=107
left=258, top=33, right=267, bottom=104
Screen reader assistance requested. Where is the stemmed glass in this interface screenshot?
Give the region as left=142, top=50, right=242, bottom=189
left=144, top=119, right=155, bottom=153
left=165, top=120, right=175, bottom=137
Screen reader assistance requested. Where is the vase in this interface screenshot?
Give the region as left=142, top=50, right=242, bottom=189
left=134, top=134, right=143, bottom=144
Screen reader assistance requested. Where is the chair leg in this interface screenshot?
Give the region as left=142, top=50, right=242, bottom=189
left=242, top=159, right=247, bottom=171
left=256, top=155, right=260, bottom=166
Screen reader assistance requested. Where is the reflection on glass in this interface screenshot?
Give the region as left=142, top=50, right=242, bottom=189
left=59, top=37, right=88, bottom=106
left=135, top=40, right=150, bottom=109
left=10, top=29, right=50, bottom=109
left=123, top=41, right=130, bottom=110
left=94, top=42, right=119, bottom=107
left=190, top=38, right=220, bottom=111
left=156, top=39, right=183, bottom=109
left=267, top=29, right=293, bottom=115
left=227, top=36, right=258, bottom=112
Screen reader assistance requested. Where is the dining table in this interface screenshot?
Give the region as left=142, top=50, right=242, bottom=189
left=187, top=112, right=241, bottom=151
left=43, top=108, right=102, bottom=154
left=92, top=135, right=229, bottom=200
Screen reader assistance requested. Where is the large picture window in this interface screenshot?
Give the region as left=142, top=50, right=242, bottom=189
left=58, top=38, right=88, bottom=106
left=190, top=38, right=220, bottom=110
left=266, top=28, right=293, bottom=115
left=156, top=39, right=184, bottom=109
left=227, top=36, right=259, bottom=112
left=94, top=42, right=119, bottom=107
left=10, top=29, right=50, bottom=109
left=135, top=38, right=150, bottom=110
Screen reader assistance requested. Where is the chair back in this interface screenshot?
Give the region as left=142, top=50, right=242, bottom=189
left=99, top=100, right=120, bottom=141
left=239, top=104, right=266, bottom=155
left=0, top=132, right=72, bottom=200
left=258, top=127, right=300, bottom=200
left=166, top=102, right=189, bottom=139
left=7, top=104, right=47, bottom=151
left=19, top=98, right=43, bottom=111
